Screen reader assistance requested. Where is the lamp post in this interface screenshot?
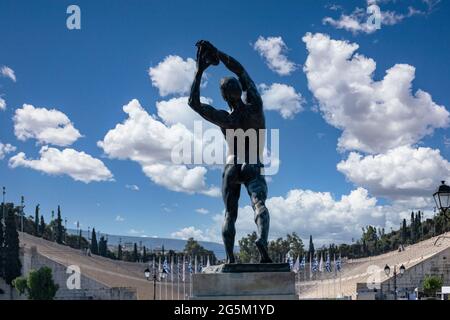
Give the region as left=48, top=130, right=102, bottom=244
left=433, top=181, right=450, bottom=219
left=432, top=181, right=450, bottom=245
left=384, top=264, right=405, bottom=300
left=145, top=267, right=164, bottom=300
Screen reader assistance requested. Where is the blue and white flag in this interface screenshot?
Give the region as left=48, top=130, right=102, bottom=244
left=292, top=256, right=300, bottom=273
left=336, top=254, right=342, bottom=272
left=188, top=259, right=193, bottom=274
left=319, top=253, right=324, bottom=272
left=325, top=252, right=332, bottom=273
left=300, top=255, right=306, bottom=269
left=163, top=257, right=170, bottom=274
left=288, top=255, right=294, bottom=270
left=312, top=255, right=319, bottom=273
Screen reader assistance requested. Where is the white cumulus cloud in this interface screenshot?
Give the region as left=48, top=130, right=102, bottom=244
left=156, top=96, right=214, bottom=131
left=115, top=215, right=125, bottom=222
left=125, top=184, right=139, bottom=191
left=1, top=66, right=16, bottom=82
left=148, top=55, right=199, bottom=97
left=195, top=208, right=209, bottom=215
left=0, top=97, right=6, bottom=110
left=9, top=146, right=113, bottom=183
left=13, top=104, right=82, bottom=147
left=323, top=1, right=438, bottom=34
left=171, top=226, right=209, bottom=241
left=253, top=36, right=297, bottom=76
left=337, top=145, right=450, bottom=199
left=303, top=33, right=449, bottom=154
left=98, top=99, right=219, bottom=196
left=0, top=142, right=16, bottom=159
left=259, top=83, right=305, bottom=119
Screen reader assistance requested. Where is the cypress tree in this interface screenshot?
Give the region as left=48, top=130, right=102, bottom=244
left=308, top=235, right=315, bottom=261
left=410, top=212, right=415, bottom=242
left=401, top=219, right=407, bottom=244
left=98, top=236, right=107, bottom=257
left=34, top=204, right=40, bottom=236
left=117, top=244, right=123, bottom=260
left=133, top=243, right=138, bottom=262
left=39, top=215, right=46, bottom=238
left=78, top=229, right=82, bottom=249
left=4, top=204, right=22, bottom=285
left=91, top=228, right=98, bottom=255
left=143, top=246, right=147, bottom=262
left=55, top=206, right=63, bottom=244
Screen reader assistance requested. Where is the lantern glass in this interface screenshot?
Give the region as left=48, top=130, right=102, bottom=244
left=439, top=192, right=450, bottom=210
left=144, top=268, right=150, bottom=279
left=384, top=264, right=390, bottom=276
left=399, top=265, right=405, bottom=275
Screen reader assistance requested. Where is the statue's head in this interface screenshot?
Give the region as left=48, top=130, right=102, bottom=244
left=220, top=77, right=242, bottom=107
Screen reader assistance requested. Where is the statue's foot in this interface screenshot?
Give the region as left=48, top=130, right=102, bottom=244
left=255, top=239, right=272, bottom=263
left=226, top=255, right=236, bottom=264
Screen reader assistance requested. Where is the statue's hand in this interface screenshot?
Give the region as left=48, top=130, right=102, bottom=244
left=196, top=44, right=210, bottom=72
left=196, top=40, right=219, bottom=68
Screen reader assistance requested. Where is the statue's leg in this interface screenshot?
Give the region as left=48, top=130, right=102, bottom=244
left=222, top=164, right=241, bottom=264
left=244, top=170, right=272, bottom=263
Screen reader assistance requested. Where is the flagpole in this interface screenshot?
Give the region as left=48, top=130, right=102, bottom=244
left=177, top=255, right=180, bottom=300
left=182, top=255, right=186, bottom=300
left=189, top=256, right=193, bottom=297
left=159, top=255, right=162, bottom=300
left=165, top=255, right=168, bottom=300
left=171, top=255, right=174, bottom=300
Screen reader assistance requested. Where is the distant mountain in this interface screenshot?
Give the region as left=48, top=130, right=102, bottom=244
left=67, top=229, right=237, bottom=259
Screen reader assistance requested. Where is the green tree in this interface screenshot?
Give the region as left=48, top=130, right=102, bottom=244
left=39, top=215, right=46, bottom=238
left=98, top=236, right=107, bottom=257
left=423, top=275, right=443, bottom=297
left=183, top=238, right=217, bottom=263
left=238, top=232, right=259, bottom=263
left=401, top=219, right=407, bottom=244
left=117, top=244, right=123, bottom=260
left=133, top=243, right=139, bottom=262
left=268, top=237, right=289, bottom=262
left=90, top=228, right=98, bottom=255
left=286, top=232, right=304, bottom=258
left=4, top=204, right=22, bottom=287
left=13, top=266, right=59, bottom=300
left=55, top=206, right=63, bottom=244
left=308, top=235, right=315, bottom=261
left=34, top=204, right=40, bottom=236
left=410, top=212, right=415, bottom=243
left=142, top=246, right=148, bottom=262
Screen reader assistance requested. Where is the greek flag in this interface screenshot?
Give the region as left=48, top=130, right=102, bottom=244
left=312, top=255, right=319, bottom=272
left=336, top=254, right=342, bottom=272
left=188, top=259, right=193, bottom=274
left=300, top=255, right=306, bottom=269
left=319, top=253, right=324, bottom=272
left=163, top=258, right=170, bottom=274
left=292, top=256, right=300, bottom=273
left=325, top=252, right=332, bottom=273
left=288, top=255, right=294, bottom=270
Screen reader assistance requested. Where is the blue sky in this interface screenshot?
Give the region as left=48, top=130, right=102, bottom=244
left=1, top=0, right=449, bottom=246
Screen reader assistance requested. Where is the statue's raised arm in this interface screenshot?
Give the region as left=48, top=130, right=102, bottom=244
left=216, top=49, right=262, bottom=107
left=188, top=42, right=234, bottom=128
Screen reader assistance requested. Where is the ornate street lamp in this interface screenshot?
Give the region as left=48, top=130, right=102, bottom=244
left=433, top=181, right=450, bottom=219
left=144, top=267, right=158, bottom=300
left=384, top=264, right=405, bottom=300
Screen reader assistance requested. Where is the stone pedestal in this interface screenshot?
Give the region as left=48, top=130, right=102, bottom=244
left=191, top=263, right=298, bottom=300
